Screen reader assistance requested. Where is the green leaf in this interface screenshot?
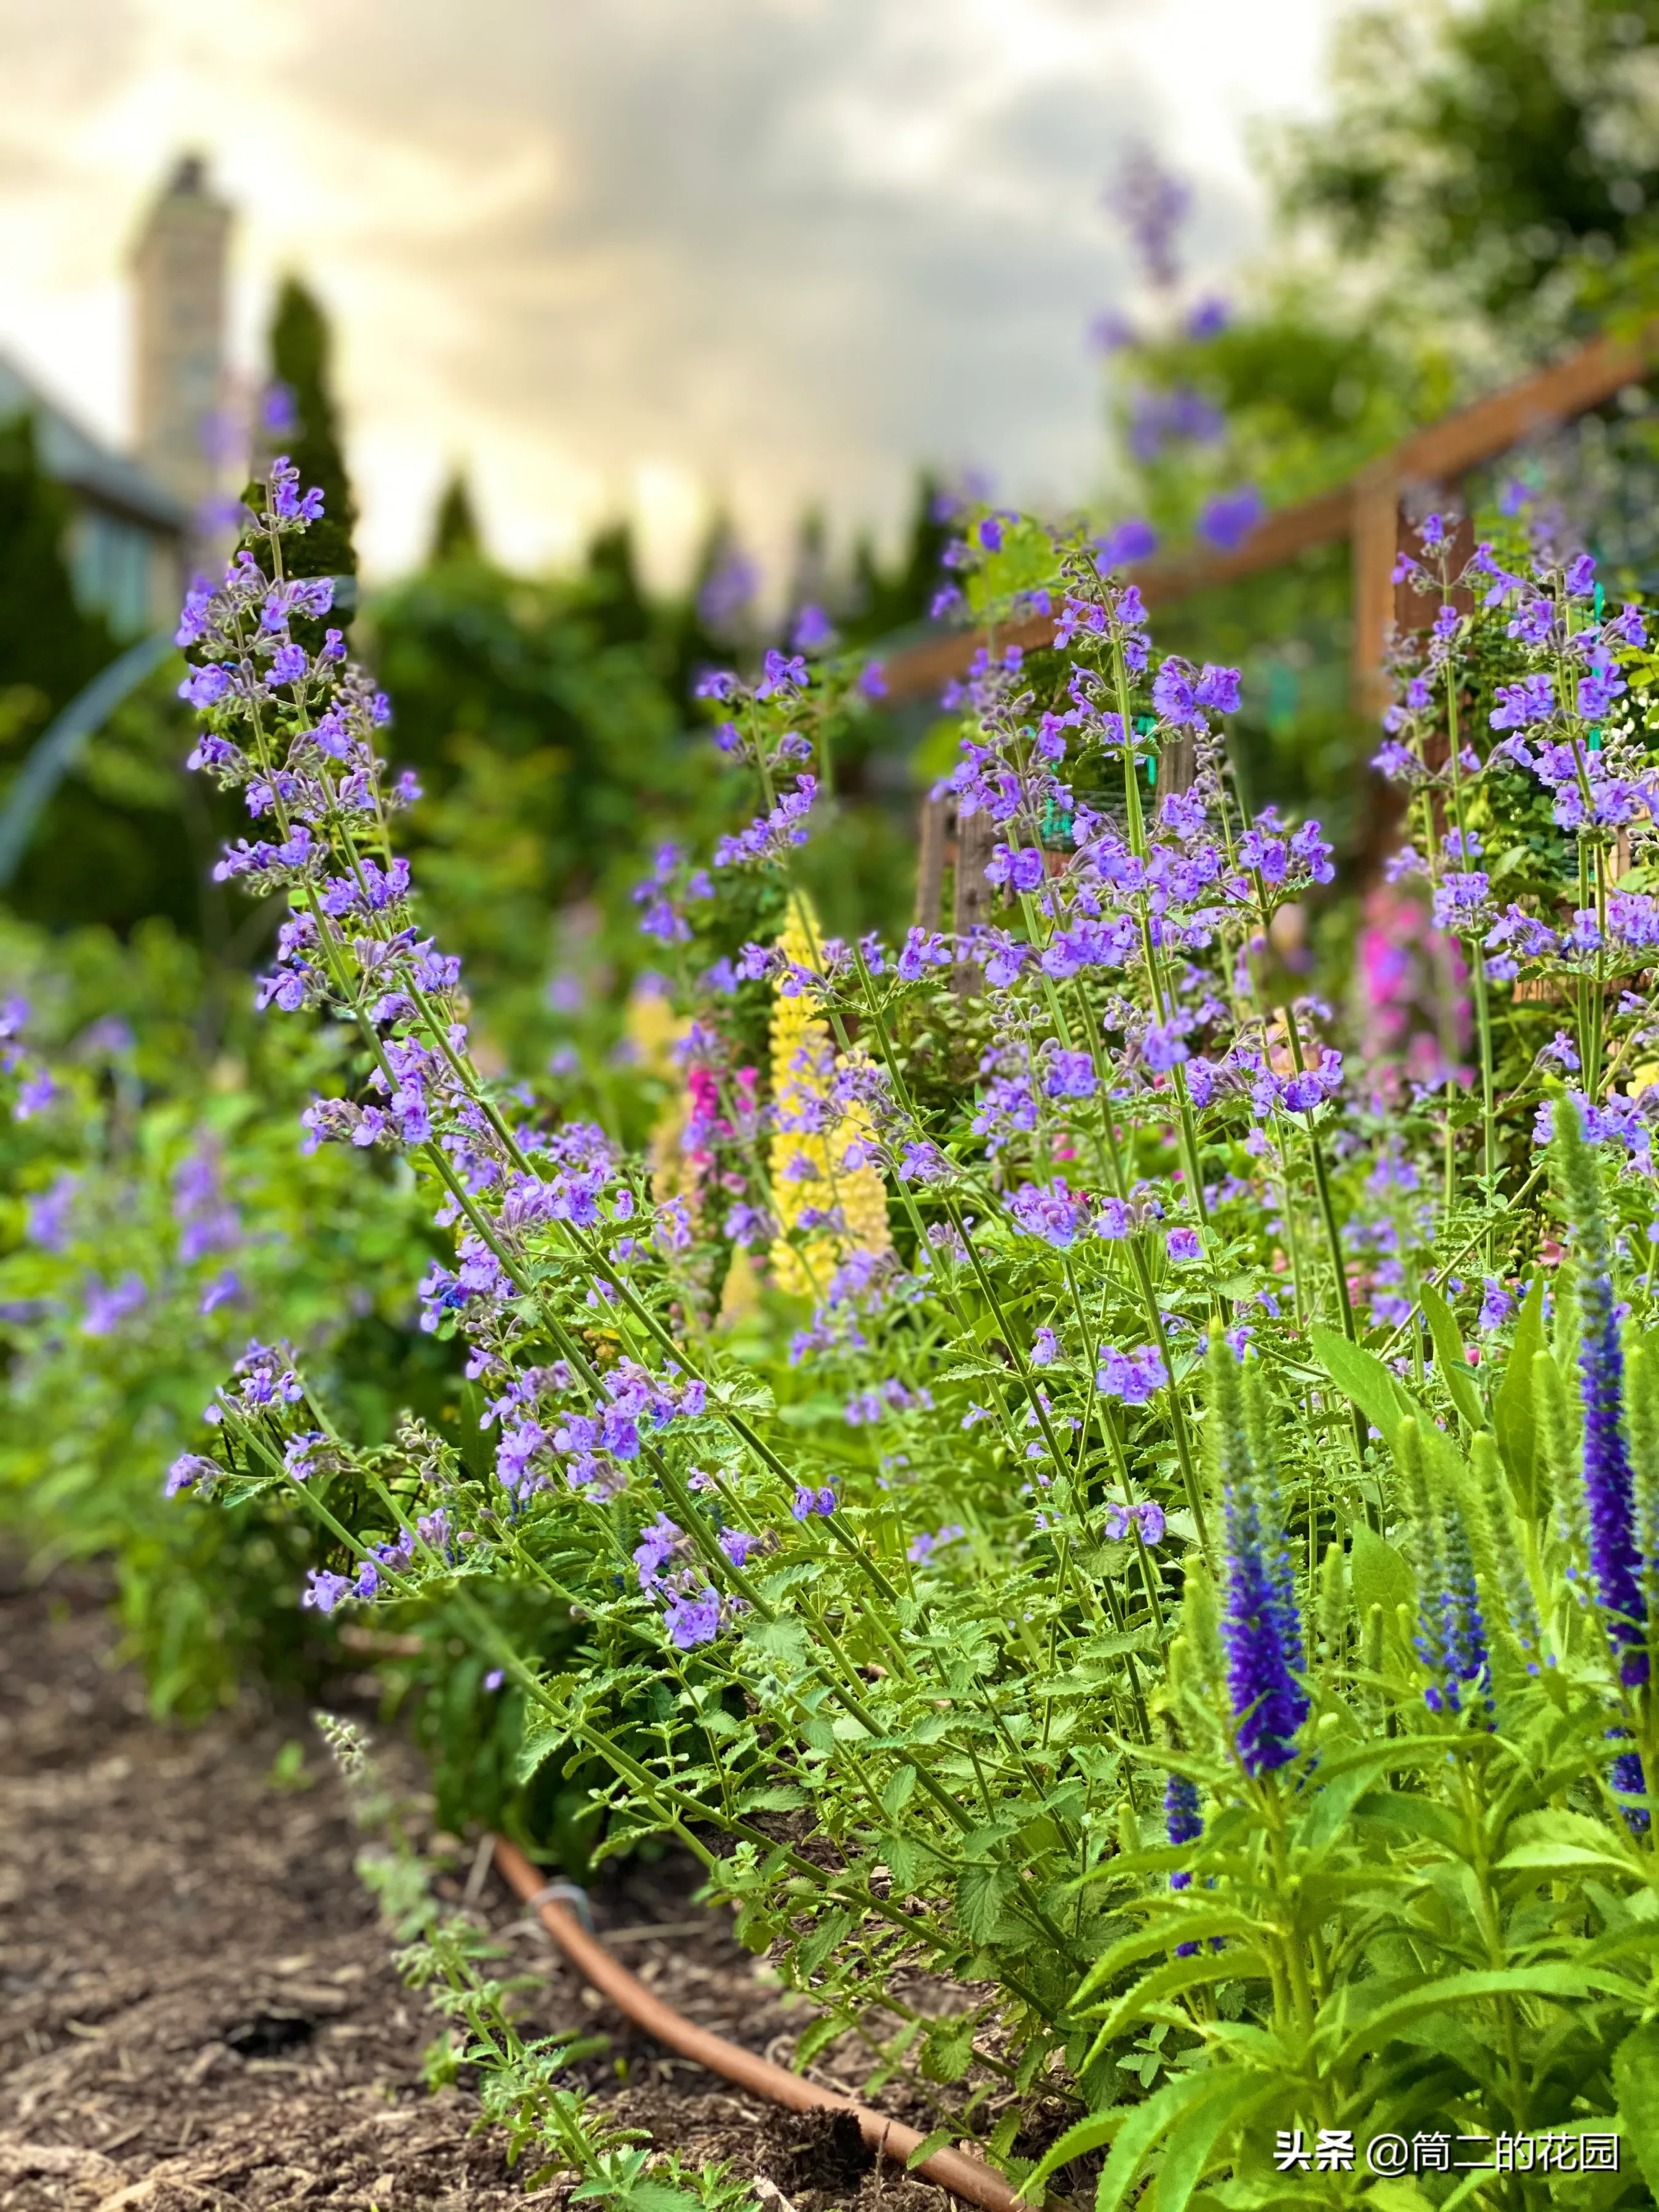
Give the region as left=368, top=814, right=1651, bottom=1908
left=957, top=1862, right=1020, bottom=1944
left=1081, top=1952, right=1248, bottom=2062
left=880, top=1766, right=917, bottom=1819
left=1310, top=1327, right=1416, bottom=1445
left=1497, top=1840, right=1641, bottom=1877
left=1155, top=2072, right=1278, bottom=2212
left=1615, top=2022, right=1659, bottom=2198
left=906, top=2127, right=959, bottom=2171
left=1327, top=1966, right=1590, bottom=2070
left=1090, top=2070, right=1242, bottom=2212
left=515, top=1710, right=570, bottom=1784
left=741, top=1612, right=810, bottom=1670
left=1017, top=2106, right=1126, bottom=2197
left=1349, top=1524, right=1415, bottom=1637
left=1492, top=1273, right=1545, bottom=1515
left=1420, top=1281, right=1486, bottom=1432
left=794, top=2010, right=850, bottom=2067
left=922, top=2014, right=978, bottom=2084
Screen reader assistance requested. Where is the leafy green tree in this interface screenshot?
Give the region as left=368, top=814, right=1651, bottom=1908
left=1281, top=0, right=1659, bottom=336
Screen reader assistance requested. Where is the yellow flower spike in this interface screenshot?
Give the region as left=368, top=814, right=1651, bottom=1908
left=767, top=893, right=892, bottom=1298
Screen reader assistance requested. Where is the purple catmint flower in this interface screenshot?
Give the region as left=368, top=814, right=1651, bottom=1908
left=1006, top=1178, right=1093, bottom=1250
left=896, top=927, right=952, bottom=982
left=302, top=1569, right=353, bottom=1614
left=1043, top=1049, right=1097, bottom=1100
left=26, top=1172, right=76, bottom=1253
left=986, top=845, right=1046, bottom=895
left=1490, top=673, right=1555, bottom=731
left=1556, top=1092, right=1646, bottom=1680
left=1478, top=1278, right=1515, bottom=1332
left=1031, top=1325, right=1060, bottom=1367
left=1166, top=1226, right=1201, bottom=1263
left=1105, top=1499, right=1166, bottom=1544
left=165, top=1453, right=218, bottom=1498
left=756, top=648, right=809, bottom=699
left=719, top=1527, right=763, bottom=1567
left=633, top=1515, right=683, bottom=1588
left=791, top=1484, right=837, bottom=1521
left=1097, top=1344, right=1167, bottom=1405
left=664, top=1586, right=721, bottom=1648
left=1096, top=517, right=1157, bottom=566
left=908, top=1523, right=965, bottom=1564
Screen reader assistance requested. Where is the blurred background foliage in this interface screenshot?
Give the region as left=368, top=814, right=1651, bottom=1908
left=1108, top=0, right=1659, bottom=849
left=6, top=0, right=1659, bottom=1773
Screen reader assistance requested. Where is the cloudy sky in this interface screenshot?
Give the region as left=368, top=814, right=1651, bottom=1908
left=0, top=0, right=1349, bottom=586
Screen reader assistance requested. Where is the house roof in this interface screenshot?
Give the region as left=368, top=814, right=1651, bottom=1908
left=0, top=350, right=189, bottom=536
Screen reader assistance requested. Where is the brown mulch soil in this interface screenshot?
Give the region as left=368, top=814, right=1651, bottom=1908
left=0, top=1569, right=967, bottom=2212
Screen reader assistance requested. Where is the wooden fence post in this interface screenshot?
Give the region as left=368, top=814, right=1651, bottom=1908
left=915, top=791, right=950, bottom=930
left=1351, top=461, right=1400, bottom=721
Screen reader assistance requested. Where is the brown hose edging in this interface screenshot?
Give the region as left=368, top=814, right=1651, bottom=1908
left=491, top=1836, right=1032, bottom=2212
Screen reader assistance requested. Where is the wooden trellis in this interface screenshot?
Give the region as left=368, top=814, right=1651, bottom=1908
left=896, top=324, right=1658, bottom=928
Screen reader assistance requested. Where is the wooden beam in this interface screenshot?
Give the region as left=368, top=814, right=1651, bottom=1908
left=878, top=483, right=1353, bottom=705
left=1391, top=328, right=1656, bottom=487
left=877, top=324, right=1659, bottom=710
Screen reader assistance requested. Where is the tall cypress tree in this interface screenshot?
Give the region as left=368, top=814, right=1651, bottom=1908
left=428, top=468, right=482, bottom=565
left=267, top=276, right=358, bottom=590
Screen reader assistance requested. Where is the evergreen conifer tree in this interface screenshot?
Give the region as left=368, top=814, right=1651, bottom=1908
left=266, top=276, right=358, bottom=590
left=0, top=412, right=112, bottom=715
left=428, top=469, right=481, bottom=565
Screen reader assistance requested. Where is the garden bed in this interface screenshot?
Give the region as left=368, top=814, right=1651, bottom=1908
left=0, top=1567, right=955, bottom=2212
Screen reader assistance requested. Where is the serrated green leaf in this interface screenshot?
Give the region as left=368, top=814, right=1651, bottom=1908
left=922, top=2014, right=978, bottom=2084
left=1327, top=1966, right=1591, bottom=2069
left=1615, top=2022, right=1659, bottom=2197
left=881, top=1766, right=917, bottom=1818
left=794, top=2010, right=850, bottom=2067
left=1420, top=1280, right=1487, bottom=1432
left=956, top=1861, right=1019, bottom=1943
left=515, top=1710, right=571, bottom=1784
left=1497, top=1840, right=1640, bottom=1876
left=906, top=2126, right=960, bottom=2171
left=798, top=1908, right=853, bottom=1979
left=742, top=1612, right=810, bottom=1670
left=1017, top=2105, right=1125, bottom=2198
left=1156, top=2071, right=1278, bottom=2212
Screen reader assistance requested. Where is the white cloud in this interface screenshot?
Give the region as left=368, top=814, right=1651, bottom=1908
left=0, top=0, right=1347, bottom=584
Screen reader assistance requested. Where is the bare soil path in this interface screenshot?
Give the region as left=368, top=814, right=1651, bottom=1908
left=0, top=1571, right=951, bottom=2212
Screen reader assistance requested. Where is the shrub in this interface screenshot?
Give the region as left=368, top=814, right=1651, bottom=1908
left=119, top=463, right=1659, bottom=2201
